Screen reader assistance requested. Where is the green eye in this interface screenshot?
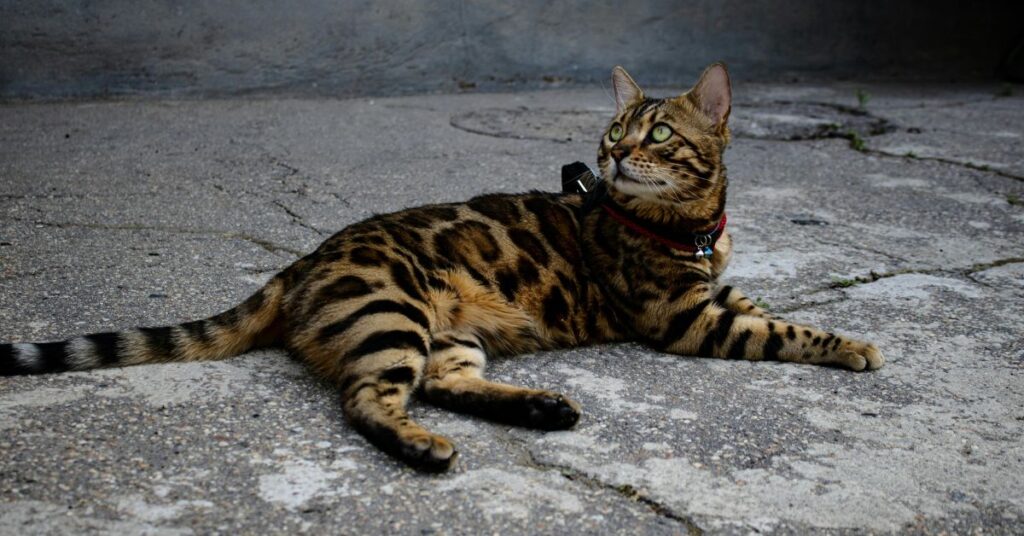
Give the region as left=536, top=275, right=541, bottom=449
left=650, top=124, right=673, bottom=143
left=609, top=123, right=624, bottom=142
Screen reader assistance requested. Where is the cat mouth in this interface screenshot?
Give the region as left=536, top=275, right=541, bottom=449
left=615, top=173, right=666, bottom=187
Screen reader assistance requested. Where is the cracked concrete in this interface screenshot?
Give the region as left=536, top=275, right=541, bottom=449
left=1, top=82, right=1023, bottom=534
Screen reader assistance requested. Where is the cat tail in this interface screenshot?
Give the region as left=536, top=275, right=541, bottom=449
left=0, top=276, right=286, bottom=376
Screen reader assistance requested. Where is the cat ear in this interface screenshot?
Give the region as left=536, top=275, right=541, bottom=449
left=688, top=63, right=732, bottom=130
left=612, top=66, right=644, bottom=113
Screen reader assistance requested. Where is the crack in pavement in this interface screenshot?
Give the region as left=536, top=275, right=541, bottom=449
left=0, top=269, right=45, bottom=282
left=0, top=193, right=89, bottom=201
left=814, top=237, right=909, bottom=264
left=491, top=428, right=703, bottom=534
left=268, top=156, right=317, bottom=195
left=961, top=257, right=1024, bottom=287
left=271, top=199, right=328, bottom=237
left=775, top=293, right=849, bottom=315
left=328, top=191, right=353, bottom=208
left=450, top=101, right=897, bottom=145
left=248, top=155, right=353, bottom=231
left=526, top=451, right=704, bottom=535
left=865, top=148, right=1024, bottom=183
left=832, top=256, right=1024, bottom=288
left=786, top=101, right=1024, bottom=195
left=777, top=256, right=1024, bottom=314
left=6, top=219, right=304, bottom=258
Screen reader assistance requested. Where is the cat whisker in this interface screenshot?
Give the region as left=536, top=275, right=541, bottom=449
left=671, top=167, right=714, bottom=182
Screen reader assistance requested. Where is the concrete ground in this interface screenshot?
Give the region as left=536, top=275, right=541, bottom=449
left=1, top=82, right=1022, bottom=535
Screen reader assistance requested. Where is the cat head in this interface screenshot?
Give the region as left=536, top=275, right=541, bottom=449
left=597, top=64, right=731, bottom=206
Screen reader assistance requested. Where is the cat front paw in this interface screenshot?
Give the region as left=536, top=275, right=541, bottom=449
left=836, top=341, right=885, bottom=371
left=526, top=392, right=581, bottom=430
left=401, top=432, right=459, bottom=473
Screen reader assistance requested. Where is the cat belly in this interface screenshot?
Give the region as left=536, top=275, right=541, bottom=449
left=429, top=268, right=576, bottom=356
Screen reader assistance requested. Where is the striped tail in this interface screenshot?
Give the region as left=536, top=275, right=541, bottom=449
left=0, top=277, right=285, bottom=376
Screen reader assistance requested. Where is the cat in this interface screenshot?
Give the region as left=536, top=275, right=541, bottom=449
left=0, top=64, right=883, bottom=472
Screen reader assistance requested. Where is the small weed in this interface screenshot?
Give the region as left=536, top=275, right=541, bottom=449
left=856, top=89, right=871, bottom=108
left=904, top=151, right=917, bottom=159
left=848, top=131, right=866, bottom=152
left=830, top=278, right=858, bottom=288
left=614, top=484, right=643, bottom=500
left=1008, top=193, right=1022, bottom=206
left=995, top=84, right=1013, bottom=97
left=753, top=297, right=772, bottom=311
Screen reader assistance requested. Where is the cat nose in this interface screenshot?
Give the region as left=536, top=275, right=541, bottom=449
left=610, top=146, right=631, bottom=162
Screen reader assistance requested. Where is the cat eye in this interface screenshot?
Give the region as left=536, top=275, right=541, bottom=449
left=608, top=123, right=624, bottom=142
left=650, top=124, right=673, bottom=143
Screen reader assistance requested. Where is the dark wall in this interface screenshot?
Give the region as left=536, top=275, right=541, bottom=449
left=2, top=0, right=1021, bottom=100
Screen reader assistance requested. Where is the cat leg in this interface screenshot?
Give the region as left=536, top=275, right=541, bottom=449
left=337, top=345, right=458, bottom=472
left=301, top=288, right=457, bottom=472
left=420, top=331, right=580, bottom=430
left=653, top=288, right=884, bottom=371
left=713, top=285, right=773, bottom=319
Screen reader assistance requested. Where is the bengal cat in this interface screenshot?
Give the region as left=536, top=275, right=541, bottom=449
left=0, top=64, right=883, bottom=471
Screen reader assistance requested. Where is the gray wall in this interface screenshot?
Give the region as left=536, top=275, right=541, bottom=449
left=2, top=0, right=1021, bottom=100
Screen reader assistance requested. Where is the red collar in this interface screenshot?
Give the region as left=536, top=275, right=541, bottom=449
left=559, top=161, right=727, bottom=257
left=601, top=202, right=727, bottom=256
